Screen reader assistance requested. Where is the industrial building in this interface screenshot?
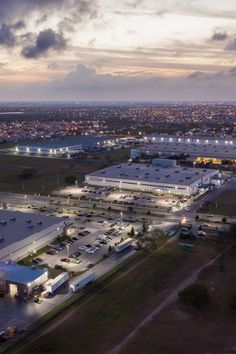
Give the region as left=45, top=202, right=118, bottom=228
left=0, top=210, right=69, bottom=262
left=13, top=143, right=83, bottom=157
left=0, top=262, right=48, bottom=297
left=85, top=162, right=219, bottom=196
left=134, top=135, right=236, bottom=164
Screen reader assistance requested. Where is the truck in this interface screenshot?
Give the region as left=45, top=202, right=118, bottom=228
left=46, top=272, right=69, bottom=294
left=115, top=238, right=133, bottom=253
left=70, top=273, right=95, bottom=293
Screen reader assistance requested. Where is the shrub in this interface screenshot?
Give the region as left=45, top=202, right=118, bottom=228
left=129, top=227, right=135, bottom=238
left=178, top=283, right=210, bottom=309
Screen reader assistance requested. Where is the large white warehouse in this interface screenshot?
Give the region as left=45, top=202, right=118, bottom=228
left=85, top=163, right=219, bottom=196
left=136, top=135, right=236, bottom=163
left=0, top=210, right=70, bottom=262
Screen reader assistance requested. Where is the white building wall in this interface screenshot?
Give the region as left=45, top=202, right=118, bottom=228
left=85, top=169, right=218, bottom=196
left=0, top=221, right=69, bottom=262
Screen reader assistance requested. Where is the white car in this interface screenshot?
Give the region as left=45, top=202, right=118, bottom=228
left=78, top=245, right=86, bottom=251
left=197, top=230, right=206, bottom=237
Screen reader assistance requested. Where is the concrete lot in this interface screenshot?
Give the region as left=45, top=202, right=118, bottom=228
left=55, top=186, right=184, bottom=211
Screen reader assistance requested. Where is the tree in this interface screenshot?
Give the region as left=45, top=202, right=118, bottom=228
left=129, top=227, right=135, bottom=238
left=178, top=283, right=210, bottom=309
left=65, top=175, right=76, bottom=185
left=142, top=222, right=147, bottom=233
left=222, top=217, right=227, bottom=224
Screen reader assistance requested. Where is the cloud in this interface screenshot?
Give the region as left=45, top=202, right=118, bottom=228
left=211, top=31, right=228, bottom=41
left=0, top=21, right=25, bottom=47
left=225, top=38, right=236, bottom=51
left=0, top=24, right=16, bottom=47
left=1, top=64, right=236, bottom=101
left=38, top=64, right=236, bottom=101
left=21, top=29, right=66, bottom=58
left=0, top=0, right=97, bottom=24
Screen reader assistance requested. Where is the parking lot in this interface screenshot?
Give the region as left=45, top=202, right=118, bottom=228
left=28, top=214, right=140, bottom=274
left=55, top=186, right=188, bottom=211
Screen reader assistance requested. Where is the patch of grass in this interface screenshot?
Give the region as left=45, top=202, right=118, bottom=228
left=198, top=191, right=236, bottom=217
left=0, top=152, right=128, bottom=195
left=17, top=245, right=50, bottom=266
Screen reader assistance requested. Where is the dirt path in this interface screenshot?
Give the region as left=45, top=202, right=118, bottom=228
left=107, top=245, right=231, bottom=354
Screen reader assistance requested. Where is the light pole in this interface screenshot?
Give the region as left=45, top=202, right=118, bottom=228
left=66, top=244, right=70, bottom=257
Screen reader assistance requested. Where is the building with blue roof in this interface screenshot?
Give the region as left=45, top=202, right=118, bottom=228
left=0, top=262, right=48, bottom=297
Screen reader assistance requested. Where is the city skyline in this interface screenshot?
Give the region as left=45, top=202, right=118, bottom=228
left=0, top=0, right=236, bottom=101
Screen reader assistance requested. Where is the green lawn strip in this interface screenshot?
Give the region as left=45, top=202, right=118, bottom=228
left=17, top=245, right=50, bottom=266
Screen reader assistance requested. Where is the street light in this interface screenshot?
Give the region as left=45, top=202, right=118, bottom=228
left=65, top=244, right=70, bottom=257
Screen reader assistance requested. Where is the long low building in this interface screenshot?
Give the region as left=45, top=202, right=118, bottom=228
left=0, top=262, right=48, bottom=297
left=85, top=163, right=219, bottom=196
left=13, top=144, right=83, bottom=157
left=134, top=135, right=236, bottom=163
left=0, top=210, right=69, bottom=262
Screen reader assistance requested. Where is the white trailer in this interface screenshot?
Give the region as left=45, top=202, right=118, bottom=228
left=70, top=273, right=95, bottom=293
left=46, top=272, right=69, bottom=294
left=115, top=238, right=133, bottom=253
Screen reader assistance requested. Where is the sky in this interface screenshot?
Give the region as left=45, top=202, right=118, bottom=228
left=0, top=0, right=236, bottom=101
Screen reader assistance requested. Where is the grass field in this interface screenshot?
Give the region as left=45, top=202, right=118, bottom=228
left=198, top=191, right=236, bottom=217
left=7, top=237, right=226, bottom=354
left=0, top=148, right=130, bottom=195
left=120, top=247, right=236, bottom=354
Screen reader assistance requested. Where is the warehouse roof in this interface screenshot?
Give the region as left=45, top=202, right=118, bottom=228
left=140, top=141, right=236, bottom=160
left=0, top=210, right=62, bottom=250
left=86, top=163, right=218, bottom=187
left=0, top=262, right=46, bottom=285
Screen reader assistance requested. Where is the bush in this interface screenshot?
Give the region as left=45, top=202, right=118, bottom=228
left=129, top=227, right=135, bottom=238
left=178, top=283, right=210, bottom=309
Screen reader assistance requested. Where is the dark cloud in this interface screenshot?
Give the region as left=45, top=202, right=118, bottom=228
left=0, top=21, right=24, bottom=47
left=211, top=31, right=228, bottom=41
left=0, top=24, right=16, bottom=47
left=21, top=29, right=66, bottom=58
left=225, top=38, right=236, bottom=51
left=0, top=0, right=97, bottom=23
